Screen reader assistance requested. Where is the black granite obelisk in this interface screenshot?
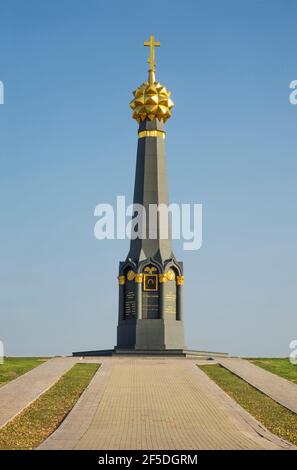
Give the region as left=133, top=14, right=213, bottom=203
left=116, top=37, right=185, bottom=351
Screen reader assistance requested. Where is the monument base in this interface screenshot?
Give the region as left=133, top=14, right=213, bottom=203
left=72, top=348, right=228, bottom=359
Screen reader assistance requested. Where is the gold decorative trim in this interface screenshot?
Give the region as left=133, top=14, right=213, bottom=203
left=166, top=270, right=176, bottom=281
left=176, top=275, right=184, bottom=286
left=127, top=270, right=135, bottom=281
left=118, top=275, right=126, bottom=285
left=138, top=130, right=165, bottom=139
left=144, top=266, right=158, bottom=274
left=159, top=273, right=167, bottom=283
left=134, top=273, right=144, bottom=283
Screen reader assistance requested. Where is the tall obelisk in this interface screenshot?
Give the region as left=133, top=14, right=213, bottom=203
left=116, top=36, right=185, bottom=351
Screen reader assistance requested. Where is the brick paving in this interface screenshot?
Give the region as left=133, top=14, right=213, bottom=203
left=39, top=358, right=293, bottom=450
left=218, top=357, right=297, bottom=414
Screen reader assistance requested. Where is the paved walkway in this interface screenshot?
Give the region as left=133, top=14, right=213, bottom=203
left=39, top=358, right=293, bottom=450
left=218, top=357, right=297, bottom=415
left=0, top=357, right=79, bottom=429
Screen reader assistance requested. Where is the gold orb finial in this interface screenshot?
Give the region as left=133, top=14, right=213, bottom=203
left=130, top=36, right=174, bottom=124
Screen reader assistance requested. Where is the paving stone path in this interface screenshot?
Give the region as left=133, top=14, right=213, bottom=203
left=39, top=358, right=293, bottom=450
left=218, top=357, right=297, bottom=414
left=0, top=357, right=82, bottom=429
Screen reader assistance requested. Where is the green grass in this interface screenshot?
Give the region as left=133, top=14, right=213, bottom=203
left=0, top=362, right=100, bottom=450
left=199, top=364, right=297, bottom=446
left=0, top=357, right=48, bottom=387
left=247, top=358, right=297, bottom=384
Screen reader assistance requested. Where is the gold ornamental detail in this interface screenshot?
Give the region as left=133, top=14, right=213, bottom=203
left=144, top=266, right=158, bottom=274
left=144, top=34, right=160, bottom=79
left=118, top=275, right=125, bottom=285
left=144, top=273, right=158, bottom=291
left=159, top=273, right=167, bottom=283
left=138, top=130, right=165, bottom=139
left=127, top=270, right=135, bottom=281
left=130, top=35, right=174, bottom=123
left=176, top=275, right=184, bottom=286
left=166, top=270, right=176, bottom=281
left=135, top=273, right=144, bottom=283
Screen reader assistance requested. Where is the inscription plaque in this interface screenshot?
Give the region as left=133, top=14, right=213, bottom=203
left=164, top=280, right=177, bottom=316
left=125, top=280, right=136, bottom=318
left=142, top=291, right=159, bottom=319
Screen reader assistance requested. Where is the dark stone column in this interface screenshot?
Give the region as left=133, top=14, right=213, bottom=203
left=127, top=119, right=173, bottom=265
left=118, top=276, right=125, bottom=322
left=159, top=274, right=167, bottom=319
left=135, top=274, right=143, bottom=320
left=176, top=276, right=184, bottom=321
left=117, top=115, right=186, bottom=350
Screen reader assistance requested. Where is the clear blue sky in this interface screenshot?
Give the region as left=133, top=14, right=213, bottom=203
left=0, top=0, right=296, bottom=357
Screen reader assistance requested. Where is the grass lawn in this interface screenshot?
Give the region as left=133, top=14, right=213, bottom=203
left=247, top=358, right=297, bottom=384
left=199, top=364, right=297, bottom=447
left=0, top=362, right=100, bottom=450
left=0, top=358, right=48, bottom=387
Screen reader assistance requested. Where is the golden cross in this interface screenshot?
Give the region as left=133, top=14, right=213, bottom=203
left=144, top=35, right=160, bottom=72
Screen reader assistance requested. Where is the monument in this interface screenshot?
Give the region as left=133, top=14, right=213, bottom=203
left=73, top=37, right=227, bottom=358
left=116, top=35, right=185, bottom=352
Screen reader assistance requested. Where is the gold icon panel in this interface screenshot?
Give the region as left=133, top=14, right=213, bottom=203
left=143, top=274, right=159, bottom=291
